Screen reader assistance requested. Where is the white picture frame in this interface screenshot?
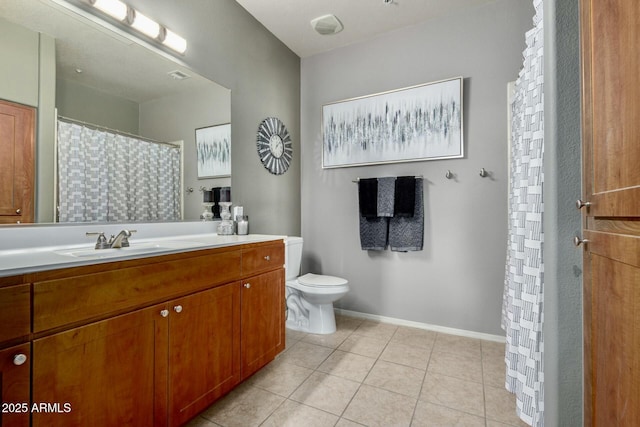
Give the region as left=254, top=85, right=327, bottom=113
left=195, top=123, right=231, bottom=178
left=322, top=77, right=464, bottom=168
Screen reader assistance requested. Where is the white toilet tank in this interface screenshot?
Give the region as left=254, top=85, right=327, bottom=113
left=285, top=236, right=304, bottom=281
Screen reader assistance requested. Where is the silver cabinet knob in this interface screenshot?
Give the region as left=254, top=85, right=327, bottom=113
left=16, top=208, right=21, bottom=214
left=479, top=168, right=488, bottom=177
left=173, top=305, right=183, bottom=313
left=160, top=309, right=169, bottom=318
left=244, top=283, right=251, bottom=289
left=13, top=354, right=27, bottom=366
left=576, top=199, right=591, bottom=210
left=264, top=255, right=271, bottom=261
left=574, top=236, right=589, bottom=246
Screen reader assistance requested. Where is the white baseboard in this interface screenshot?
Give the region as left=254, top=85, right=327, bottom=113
left=334, top=308, right=506, bottom=343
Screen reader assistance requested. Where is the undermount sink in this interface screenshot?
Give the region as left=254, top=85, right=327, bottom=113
left=55, top=241, right=200, bottom=259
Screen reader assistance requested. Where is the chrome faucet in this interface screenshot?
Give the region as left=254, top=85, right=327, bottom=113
left=86, top=229, right=137, bottom=249
left=109, top=229, right=136, bottom=248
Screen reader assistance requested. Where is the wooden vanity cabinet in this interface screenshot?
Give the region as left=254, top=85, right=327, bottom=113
left=0, top=343, right=30, bottom=427
left=26, top=240, right=284, bottom=427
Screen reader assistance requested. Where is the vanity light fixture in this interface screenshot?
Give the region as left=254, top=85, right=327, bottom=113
left=87, top=0, right=187, bottom=54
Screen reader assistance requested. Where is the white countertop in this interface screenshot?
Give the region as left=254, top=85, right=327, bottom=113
left=0, top=233, right=285, bottom=278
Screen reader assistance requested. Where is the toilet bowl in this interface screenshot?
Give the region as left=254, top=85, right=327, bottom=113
left=285, top=237, right=349, bottom=334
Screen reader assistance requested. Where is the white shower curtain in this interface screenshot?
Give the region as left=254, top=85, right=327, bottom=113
left=502, top=0, right=544, bottom=425
left=57, top=120, right=181, bottom=222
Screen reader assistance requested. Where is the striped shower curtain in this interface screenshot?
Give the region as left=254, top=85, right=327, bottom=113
left=502, top=0, right=544, bottom=425
left=57, top=120, right=181, bottom=222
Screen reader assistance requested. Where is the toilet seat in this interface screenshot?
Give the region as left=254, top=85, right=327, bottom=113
left=298, top=273, right=348, bottom=287
left=286, top=273, right=350, bottom=296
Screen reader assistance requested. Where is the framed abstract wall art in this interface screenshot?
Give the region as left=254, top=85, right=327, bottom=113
left=195, top=123, right=231, bottom=178
left=322, top=77, right=463, bottom=168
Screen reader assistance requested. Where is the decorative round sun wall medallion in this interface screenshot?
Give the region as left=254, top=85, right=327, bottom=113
left=256, top=117, right=292, bottom=175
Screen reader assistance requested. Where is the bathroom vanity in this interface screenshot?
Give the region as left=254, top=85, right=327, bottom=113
left=0, top=235, right=285, bottom=426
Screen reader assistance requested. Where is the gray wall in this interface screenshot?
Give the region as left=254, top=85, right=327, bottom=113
left=544, top=0, right=583, bottom=424
left=56, top=78, right=140, bottom=134
left=300, top=0, right=533, bottom=335
left=126, top=0, right=301, bottom=236
left=0, top=18, right=39, bottom=106
left=139, top=85, right=231, bottom=220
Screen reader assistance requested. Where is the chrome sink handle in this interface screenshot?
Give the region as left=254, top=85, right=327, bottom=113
left=86, top=232, right=110, bottom=249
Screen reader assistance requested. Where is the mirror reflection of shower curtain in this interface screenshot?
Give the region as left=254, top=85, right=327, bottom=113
left=57, top=119, right=181, bottom=222
left=502, top=0, right=544, bottom=425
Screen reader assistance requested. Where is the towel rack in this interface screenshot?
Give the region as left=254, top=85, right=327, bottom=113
left=352, top=175, right=423, bottom=183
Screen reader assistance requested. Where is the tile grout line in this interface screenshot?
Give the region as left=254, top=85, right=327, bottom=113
left=408, top=332, right=436, bottom=426
left=242, top=316, right=509, bottom=427
left=333, top=322, right=390, bottom=425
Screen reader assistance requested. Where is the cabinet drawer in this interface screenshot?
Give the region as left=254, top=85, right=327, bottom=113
left=241, top=242, right=284, bottom=277
left=33, top=249, right=242, bottom=334
left=0, top=284, right=30, bottom=345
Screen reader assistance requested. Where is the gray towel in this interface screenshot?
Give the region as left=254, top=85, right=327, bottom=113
left=359, top=216, right=388, bottom=250
left=377, top=177, right=396, bottom=217
left=389, top=178, right=424, bottom=251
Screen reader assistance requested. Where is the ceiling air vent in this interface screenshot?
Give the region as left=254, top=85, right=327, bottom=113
left=310, top=14, right=344, bottom=36
left=168, top=70, right=191, bottom=80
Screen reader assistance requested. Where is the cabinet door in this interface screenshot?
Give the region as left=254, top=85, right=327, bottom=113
left=0, top=343, right=30, bottom=427
left=167, top=282, right=241, bottom=426
left=32, top=305, right=165, bottom=427
left=241, top=269, right=285, bottom=380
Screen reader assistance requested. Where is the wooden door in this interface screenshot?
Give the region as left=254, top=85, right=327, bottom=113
left=0, top=343, right=30, bottom=427
left=0, top=100, right=35, bottom=224
left=167, top=282, right=241, bottom=427
left=580, top=1, right=640, bottom=425
left=240, top=269, right=285, bottom=380
left=32, top=305, right=164, bottom=427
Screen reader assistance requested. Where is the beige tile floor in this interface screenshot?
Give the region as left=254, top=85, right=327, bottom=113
left=187, top=314, right=529, bottom=427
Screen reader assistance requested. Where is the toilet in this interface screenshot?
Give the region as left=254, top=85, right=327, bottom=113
left=285, top=236, right=349, bottom=334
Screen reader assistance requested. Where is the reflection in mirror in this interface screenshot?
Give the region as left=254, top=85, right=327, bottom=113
left=0, top=0, right=231, bottom=224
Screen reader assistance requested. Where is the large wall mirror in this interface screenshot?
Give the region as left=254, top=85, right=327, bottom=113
left=0, top=0, right=231, bottom=224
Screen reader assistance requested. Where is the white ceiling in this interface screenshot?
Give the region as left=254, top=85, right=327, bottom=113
left=235, top=0, right=499, bottom=58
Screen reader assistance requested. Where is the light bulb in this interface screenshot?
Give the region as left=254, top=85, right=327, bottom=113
left=91, top=0, right=127, bottom=21
left=162, top=29, right=187, bottom=54
left=130, top=10, right=161, bottom=39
